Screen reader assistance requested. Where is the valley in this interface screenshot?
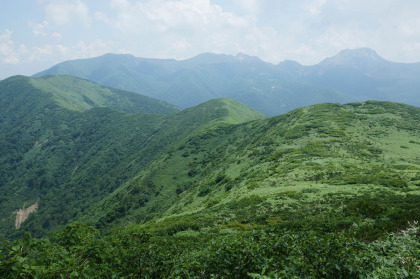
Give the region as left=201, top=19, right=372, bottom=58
left=0, top=71, right=419, bottom=278
left=3, top=0, right=420, bottom=275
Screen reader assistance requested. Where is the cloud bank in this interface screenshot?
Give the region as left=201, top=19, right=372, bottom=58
left=1, top=0, right=420, bottom=79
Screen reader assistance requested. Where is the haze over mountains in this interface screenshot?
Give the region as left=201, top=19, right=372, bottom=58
left=34, top=48, right=420, bottom=116
left=1, top=49, right=420, bottom=276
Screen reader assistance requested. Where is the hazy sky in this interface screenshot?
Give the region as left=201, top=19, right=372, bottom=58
left=1, top=0, right=420, bottom=79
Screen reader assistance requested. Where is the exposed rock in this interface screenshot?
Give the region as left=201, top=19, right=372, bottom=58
left=13, top=199, right=39, bottom=229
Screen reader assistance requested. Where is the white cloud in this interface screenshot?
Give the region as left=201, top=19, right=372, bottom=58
left=26, top=39, right=115, bottom=63
left=170, top=38, right=193, bottom=53
left=0, top=26, right=115, bottom=78
left=51, top=32, right=62, bottom=40
left=398, top=18, right=420, bottom=40
left=110, top=0, right=130, bottom=9
left=97, top=0, right=285, bottom=61
left=0, top=30, right=20, bottom=64
left=3, top=0, right=420, bottom=80
left=29, top=20, right=63, bottom=41
left=94, top=11, right=110, bottom=23
left=41, top=0, right=90, bottom=26
left=31, top=20, right=49, bottom=36
left=303, top=0, right=327, bottom=16
left=314, top=27, right=369, bottom=50
left=19, top=0, right=419, bottom=66
left=234, top=0, right=261, bottom=14
left=72, top=39, right=116, bottom=58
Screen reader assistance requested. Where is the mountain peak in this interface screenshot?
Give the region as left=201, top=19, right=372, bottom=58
left=319, top=48, right=386, bottom=68
left=181, top=98, right=266, bottom=126
left=184, top=53, right=234, bottom=65
left=235, top=52, right=263, bottom=63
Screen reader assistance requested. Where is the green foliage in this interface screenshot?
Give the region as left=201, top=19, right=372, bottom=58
left=2, top=221, right=419, bottom=278
left=229, top=195, right=264, bottom=210
left=343, top=196, right=386, bottom=218
left=73, top=99, right=419, bottom=240
left=0, top=76, right=265, bottom=238
left=283, top=125, right=307, bottom=139
left=52, top=222, right=97, bottom=248
left=0, top=223, right=119, bottom=278
left=34, top=75, right=180, bottom=114
left=1, top=78, right=420, bottom=278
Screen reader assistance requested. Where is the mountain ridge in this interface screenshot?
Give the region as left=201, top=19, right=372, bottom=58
left=1, top=73, right=419, bottom=276
left=1, top=75, right=180, bottom=114
left=0, top=76, right=265, bottom=238
left=33, top=48, right=420, bottom=116
left=77, top=100, right=420, bottom=232
left=2, top=50, right=420, bottom=277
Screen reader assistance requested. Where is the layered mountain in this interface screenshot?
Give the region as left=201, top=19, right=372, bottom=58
left=1, top=74, right=419, bottom=240
left=2, top=59, right=420, bottom=277
left=33, top=53, right=351, bottom=116
left=1, top=74, right=420, bottom=276
left=0, top=75, right=265, bottom=238
left=278, top=48, right=420, bottom=105
left=34, top=48, right=420, bottom=116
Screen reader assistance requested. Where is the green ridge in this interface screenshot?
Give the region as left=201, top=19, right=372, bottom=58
left=31, top=75, right=180, bottom=113
left=81, top=101, right=420, bottom=233
left=0, top=76, right=265, bottom=238
left=1, top=75, right=419, bottom=277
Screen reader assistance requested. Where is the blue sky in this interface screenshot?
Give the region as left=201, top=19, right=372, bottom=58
left=1, top=0, right=420, bottom=79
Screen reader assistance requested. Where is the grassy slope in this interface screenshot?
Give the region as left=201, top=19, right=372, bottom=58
left=1, top=89, right=419, bottom=278
left=1, top=97, right=419, bottom=277
left=83, top=101, right=420, bottom=237
left=0, top=76, right=265, bottom=238
left=31, top=75, right=180, bottom=114
left=0, top=76, right=174, bottom=237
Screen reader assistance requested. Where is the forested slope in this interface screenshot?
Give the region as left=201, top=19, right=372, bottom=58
left=81, top=101, right=420, bottom=235
left=1, top=100, right=419, bottom=278
left=0, top=76, right=264, bottom=238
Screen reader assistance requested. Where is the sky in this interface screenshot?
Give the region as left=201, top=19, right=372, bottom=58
left=1, top=0, right=420, bottom=80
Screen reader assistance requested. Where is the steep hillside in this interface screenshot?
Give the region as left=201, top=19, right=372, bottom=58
left=32, top=75, right=179, bottom=113
left=0, top=75, right=179, bottom=116
left=0, top=76, right=264, bottom=238
left=1, top=99, right=419, bottom=278
left=81, top=101, right=420, bottom=235
left=33, top=53, right=353, bottom=116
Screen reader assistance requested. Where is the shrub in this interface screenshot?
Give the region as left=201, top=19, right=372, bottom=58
left=343, top=196, right=386, bottom=218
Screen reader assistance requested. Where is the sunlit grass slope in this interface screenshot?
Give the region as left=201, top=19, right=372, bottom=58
left=1, top=89, right=419, bottom=277
left=31, top=75, right=180, bottom=113
left=0, top=75, right=265, bottom=238
left=82, top=101, right=420, bottom=240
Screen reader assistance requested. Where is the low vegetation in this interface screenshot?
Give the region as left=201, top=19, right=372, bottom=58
left=0, top=75, right=419, bottom=277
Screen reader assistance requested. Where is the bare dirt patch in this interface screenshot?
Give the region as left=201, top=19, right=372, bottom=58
left=13, top=199, right=40, bottom=229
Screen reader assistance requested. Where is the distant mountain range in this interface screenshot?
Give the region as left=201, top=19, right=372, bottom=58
left=279, top=48, right=420, bottom=105
left=2, top=48, right=420, bottom=277
left=34, top=48, right=420, bottom=116
left=1, top=74, right=419, bottom=241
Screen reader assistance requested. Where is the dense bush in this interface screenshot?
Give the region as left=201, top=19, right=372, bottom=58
left=1, top=220, right=419, bottom=278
